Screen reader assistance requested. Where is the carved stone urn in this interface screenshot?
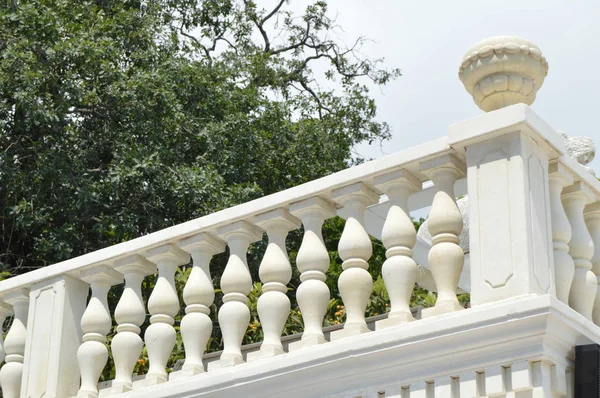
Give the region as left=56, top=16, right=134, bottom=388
left=458, top=36, right=549, bottom=112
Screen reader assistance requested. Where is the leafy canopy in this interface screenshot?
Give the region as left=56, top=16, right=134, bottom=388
left=0, top=0, right=400, bottom=274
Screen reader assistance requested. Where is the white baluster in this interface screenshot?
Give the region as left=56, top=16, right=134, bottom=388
left=585, top=202, right=600, bottom=325
left=108, top=256, right=155, bottom=394
left=421, top=156, right=465, bottom=317
left=141, top=244, right=189, bottom=386
left=208, top=221, right=262, bottom=370
left=549, top=163, right=575, bottom=304
left=562, top=182, right=596, bottom=319
left=373, top=170, right=422, bottom=329
left=0, top=300, right=12, bottom=364
left=288, top=197, right=336, bottom=351
left=330, top=183, right=378, bottom=340
left=0, top=289, right=29, bottom=398
left=172, top=233, right=225, bottom=379
left=248, top=209, right=300, bottom=360
left=76, top=266, right=122, bottom=398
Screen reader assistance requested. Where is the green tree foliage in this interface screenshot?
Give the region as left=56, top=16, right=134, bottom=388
left=0, top=0, right=399, bottom=274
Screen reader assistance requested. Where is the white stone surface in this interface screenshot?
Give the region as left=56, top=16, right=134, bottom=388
left=249, top=209, right=299, bottom=360
left=288, top=197, right=336, bottom=351
left=449, top=105, right=559, bottom=306
left=459, top=36, right=548, bottom=112
left=374, top=170, right=420, bottom=329
left=0, top=289, right=29, bottom=398
left=549, top=162, right=575, bottom=305
left=330, top=183, right=378, bottom=340
left=102, top=295, right=585, bottom=398
left=176, top=234, right=225, bottom=376
left=563, top=182, right=597, bottom=320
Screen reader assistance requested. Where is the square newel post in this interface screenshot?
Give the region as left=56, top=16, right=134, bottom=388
left=448, top=104, right=564, bottom=306
left=20, top=275, right=89, bottom=398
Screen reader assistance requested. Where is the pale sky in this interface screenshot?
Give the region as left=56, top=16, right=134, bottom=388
left=315, top=1, right=600, bottom=170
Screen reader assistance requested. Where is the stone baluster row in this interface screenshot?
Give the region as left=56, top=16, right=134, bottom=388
left=586, top=203, right=600, bottom=325
left=62, top=159, right=474, bottom=395
left=547, top=161, right=600, bottom=323
left=0, top=289, right=28, bottom=398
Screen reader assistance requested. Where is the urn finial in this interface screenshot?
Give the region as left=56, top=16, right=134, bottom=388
left=458, top=36, right=548, bottom=112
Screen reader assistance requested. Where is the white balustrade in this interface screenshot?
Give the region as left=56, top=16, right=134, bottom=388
left=76, top=266, right=123, bottom=398
left=209, top=221, right=262, bottom=370
left=585, top=202, right=600, bottom=325
left=0, top=289, right=29, bottom=398
left=373, top=170, right=422, bottom=329
left=549, top=163, right=575, bottom=304
left=330, top=183, right=378, bottom=340
left=421, top=156, right=465, bottom=317
left=288, top=197, right=336, bottom=351
left=174, top=233, right=225, bottom=379
left=248, top=209, right=300, bottom=360
left=109, top=255, right=156, bottom=393
left=562, top=182, right=596, bottom=319
left=142, top=245, right=190, bottom=386
left=0, top=300, right=11, bottom=364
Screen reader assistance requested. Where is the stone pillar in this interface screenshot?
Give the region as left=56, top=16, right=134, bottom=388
left=449, top=105, right=562, bottom=306
left=20, top=275, right=88, bottom=398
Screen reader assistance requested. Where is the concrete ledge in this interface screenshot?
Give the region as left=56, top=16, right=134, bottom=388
left=117, top=295, right=597, bottom=398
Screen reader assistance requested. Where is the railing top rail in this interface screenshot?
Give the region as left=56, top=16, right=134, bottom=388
left=0, top=136, right=451, bottom=295
left=559, top=155, right=600, bottom=200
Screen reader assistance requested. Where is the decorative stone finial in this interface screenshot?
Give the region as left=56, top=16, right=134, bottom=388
left=459, top=36, right=548, bottom=112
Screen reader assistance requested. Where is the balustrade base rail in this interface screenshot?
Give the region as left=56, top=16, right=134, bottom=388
left=93, top=295, right=587, bottom=398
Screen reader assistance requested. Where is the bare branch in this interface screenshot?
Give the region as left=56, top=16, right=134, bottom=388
left=270, top=21, right=310, bottom=55
left=260, top=0, right=286, bottom=25
left=179, top=23, right=213, bottom=65
left=299, top=79, right=332, bottom=118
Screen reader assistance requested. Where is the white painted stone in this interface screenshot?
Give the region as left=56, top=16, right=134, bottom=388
left=288, top=197, right=336, bottom=351
left=143, top=245, right=190, bottom=384
left=373, top=170, right=421, bottom=329
left=459, top=36, right=548, bottom=112
left=248, top=209, right=300, bottom=361
left=421, top=156, right=465, bottom=317
left=0, top=301, right=11, bottom=364
left=451, top=127, right=557, bottom=306
left=0, top=289, right=29, bottom=398
left=21, top=275, right=88, bottom=398
left=330, top=183, right=378, bottom=340
left=176, top=233, right=225, bottom=375
left=109, top=255, right=156, bottom=393
left=585, top=201, right=600, bottom=326
left=76, top=266, right=123, bottom=398
left=549, top=162, right=575, bottom=304
left=563, top=182, right=596, bottom=319
left=209, top=221, right=262, bottom=370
